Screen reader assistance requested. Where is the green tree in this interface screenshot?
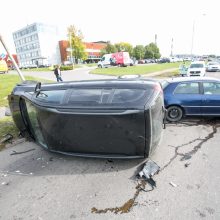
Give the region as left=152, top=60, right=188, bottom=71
left=100, top=42, right=117, bottom=56
left=144, top=43, right=161, bottom=59
left=133, top=45, right=145, bottom=60
left=114, top=42, right=133, bottom=55
left=67, top=25, right=87, bottom=64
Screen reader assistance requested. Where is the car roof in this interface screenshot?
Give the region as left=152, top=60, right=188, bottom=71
left=166, top=77, right=220, bottom=83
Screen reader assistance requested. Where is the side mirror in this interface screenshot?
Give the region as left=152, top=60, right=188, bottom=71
left=34, top=82, right=41, bottom=97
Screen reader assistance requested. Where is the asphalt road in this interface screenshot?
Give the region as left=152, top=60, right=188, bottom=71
left=0, top=69, right=220, bottom=219
left=9, top=67, right=116, bottom=82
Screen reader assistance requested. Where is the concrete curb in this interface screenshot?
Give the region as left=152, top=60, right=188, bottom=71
left=142, top=68, right=179, bottom=77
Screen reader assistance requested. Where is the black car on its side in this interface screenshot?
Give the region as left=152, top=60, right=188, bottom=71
left=8, top=79, right=165, bottom=159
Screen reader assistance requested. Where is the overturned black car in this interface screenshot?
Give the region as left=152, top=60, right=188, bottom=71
left=8, top=79, right=165, bottom=159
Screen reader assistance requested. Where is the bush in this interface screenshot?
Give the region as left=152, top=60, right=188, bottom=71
left=60, top=65, right=73, bottom=71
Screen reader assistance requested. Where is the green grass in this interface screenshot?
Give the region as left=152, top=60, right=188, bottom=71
left=91, top=62, right=185, bottom=76
left=155, top=69, right=180, bottom=78
left=0, top=117, right=19, bottom=150
left=0, top=74, right=52, bottom=107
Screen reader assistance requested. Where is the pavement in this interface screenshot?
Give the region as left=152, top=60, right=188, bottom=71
left=0, top=118, right=220, bottom=219
left=9, top=67, right=117, bottom=82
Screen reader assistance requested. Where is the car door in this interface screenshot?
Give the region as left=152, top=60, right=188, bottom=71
left=201, top=82, right=220, bottom=115
left=172, top=82, right=202, bottom=115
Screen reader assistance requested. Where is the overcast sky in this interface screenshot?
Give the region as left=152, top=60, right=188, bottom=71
left=1, top=0, right=219, bottom=56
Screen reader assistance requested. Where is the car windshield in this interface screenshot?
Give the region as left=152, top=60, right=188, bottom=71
left=190, top=64, right=204, bottom=68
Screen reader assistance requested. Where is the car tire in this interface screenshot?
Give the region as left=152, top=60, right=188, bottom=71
left=98, top=65, right=102, bottom=68
left=166, top=106, right=183, bottom=122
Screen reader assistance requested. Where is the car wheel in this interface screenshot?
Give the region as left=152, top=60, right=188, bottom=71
left=98, top=65, right=102, bottom=68
left=166, top=106, right=183, bottom=122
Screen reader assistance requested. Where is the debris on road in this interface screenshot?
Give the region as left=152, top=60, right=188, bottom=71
left=5, top=107, right=11, bottom=116
left=169, top=181, right=178, bottom=187
left=184, top=163, right=190, bottom=168
left=0, top=133, right=13, bottom=144
left=1, top=181, right=9, bottom=186
left=138, top=159, right=160, bottom=180
left=10, top=148, right=35, bottom=155
left=137, top=159, right=160, bottom=191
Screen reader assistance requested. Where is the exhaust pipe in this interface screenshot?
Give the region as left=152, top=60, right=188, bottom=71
left=0, top=34, right=25, bottom=82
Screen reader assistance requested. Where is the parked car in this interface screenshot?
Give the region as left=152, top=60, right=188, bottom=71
left=187, top=61, right=206, bottom=77
left=9, top=78, right=165, bottom=158
left=157, top=58, right=170, bottom=63
left=138, top=60, right=145, bottom=64
left=163, top=77, right=220, bottom=122
left=206, top=62, right=220, bottom=72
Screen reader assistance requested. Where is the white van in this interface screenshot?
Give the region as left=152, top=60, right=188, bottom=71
left=187, top=61, right=206, bottom=77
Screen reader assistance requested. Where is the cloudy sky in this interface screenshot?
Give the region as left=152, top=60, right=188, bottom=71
left=1, top=0, right=219, bottom=56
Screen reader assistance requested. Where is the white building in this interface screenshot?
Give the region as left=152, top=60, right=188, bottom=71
left=13, top=23, right=61, bottom=67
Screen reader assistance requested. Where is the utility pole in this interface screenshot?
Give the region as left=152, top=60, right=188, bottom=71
left=190, top=20, right=195, bottom=59
left=155, top=34, right=157, bottom=46
left=0, top=34, right=25, bottom=82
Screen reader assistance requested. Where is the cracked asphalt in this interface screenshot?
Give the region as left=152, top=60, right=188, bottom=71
left=0, top=118, right=220, bottom=220
left=1, top=70, right=220, bottom=219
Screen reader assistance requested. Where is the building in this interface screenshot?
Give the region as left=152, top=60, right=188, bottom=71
left=84, top=41, right=107, bottom=63
left=59, top=40, right=107, bottom=64
left=13, top=23, right=61, bottom=67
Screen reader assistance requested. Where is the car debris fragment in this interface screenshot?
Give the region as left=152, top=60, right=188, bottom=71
left=138, top=159, right=160, bottom=190
left=0, top=133, right=13, bottom=144
left=169, top=181, right=178, bottom=187
left=10, top=148, right=35, bottom=155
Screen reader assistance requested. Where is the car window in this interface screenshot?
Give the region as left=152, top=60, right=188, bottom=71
left=190, top=64, right=204, bottom=68
left=34, top=90, right=65, bottom=104
left=111, top=89, right=146, bottom=103
left=68, top=89, right=103, bottom=104
left=174, top=82, right=199, bottom=94
left=203, top=82, right=220, bottom=95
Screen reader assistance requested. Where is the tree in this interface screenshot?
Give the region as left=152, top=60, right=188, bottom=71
left=67, top=25, right=87, bottom=64
left=114, top=42, right=133, bottom=55
left=100, top=42, right=117, bottom=56
left=144, top=43, right=161, bottom=59
left=132, top=45, right=145, bottom=60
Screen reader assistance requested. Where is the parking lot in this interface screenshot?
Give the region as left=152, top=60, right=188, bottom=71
left=0, top=71, right=220, bottom=219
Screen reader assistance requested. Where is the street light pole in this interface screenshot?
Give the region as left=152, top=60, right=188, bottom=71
left=190, top=20, right=195, bottom=59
